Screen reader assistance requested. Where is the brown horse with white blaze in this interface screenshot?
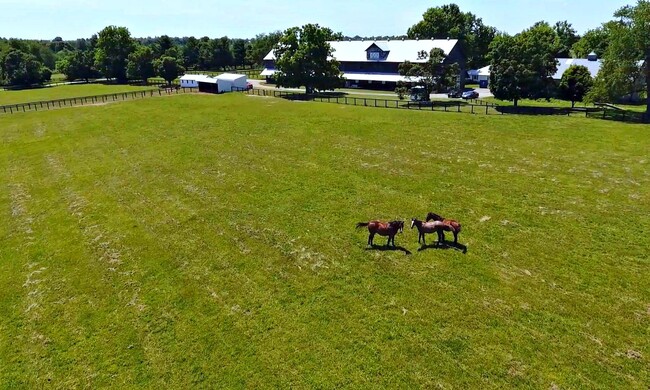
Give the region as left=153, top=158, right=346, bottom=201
left=426, top=212, right=462, bottom=244
left=356, top=220, right=404, bottom=247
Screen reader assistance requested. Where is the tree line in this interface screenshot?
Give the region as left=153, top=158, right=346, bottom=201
left=0, top=29, right=283, bottom=86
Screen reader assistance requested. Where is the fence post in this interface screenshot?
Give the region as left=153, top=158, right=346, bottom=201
left=486, top=105, right=488, bottom=115
left=457, top=103, right=460, bottom=113
left=471, top=105, right=474, bottom=114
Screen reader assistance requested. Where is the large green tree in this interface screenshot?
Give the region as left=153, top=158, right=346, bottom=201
left=154, top=55, right=184, bottom=86
left=553, top=21, right=580, bottom=57
left=56, top=49, right=97, bottom=81
left=407, top=3, right=496, bottom=69
left=127, top=45, right=155, bottom=82
left=588, top=1, right=649, bottom=115
left=182, top=36, right=200, bottom=69
left=488, top=23, right=559, bottom=106
left=1, top=49, right=51, bottom=86
left=398, top=48, right=458, bottom=99
left=246, top=32, right=282, bottom=66
left=94, top=26, right=135, bottom=82
left=231, top=39, right=248, bottom=68
left=559, top=65, right=593, bottom=107
left=572, top=25, right=612, bottom=58
left=274, top=24, right=343, bottom=93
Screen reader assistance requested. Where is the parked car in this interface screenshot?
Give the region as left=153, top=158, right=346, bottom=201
left=246, top=82, right=253, bottom=90
left=462, top=90, right=479, bottom=99
left=447, top=89, right=462, bottom=98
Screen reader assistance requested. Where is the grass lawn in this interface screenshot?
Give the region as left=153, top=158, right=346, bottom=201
left=1, top=94, right=648, bottom=388
left=0, top=84, right=157, bottom=106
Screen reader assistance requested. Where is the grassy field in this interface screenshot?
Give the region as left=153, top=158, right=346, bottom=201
left=1, top=94, right=648, bottom=388
left=0, top=84, right=156, bottom=106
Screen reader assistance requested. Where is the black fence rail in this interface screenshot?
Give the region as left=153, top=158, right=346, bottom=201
left=586, top=108, right=648, bottom=123
left=239, top=88, right=502, bottom=115
left=239, top=88, right=648, bottom=122
left=0, top=87, right=195, bottom=115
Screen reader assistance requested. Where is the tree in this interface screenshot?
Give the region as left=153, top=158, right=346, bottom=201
left=553, top=21, right=580, bottom=57
left=127, top=45, right=155, bottom=82
left=56, top=50, right=97, bottom=81
left=398, top=48, right=458, bottom=99
left=559, top=65, right=593, bottom=107
left=588, top=1, right=649, bottom=115
left=183, top=36, right=200, bottom=69
left=1, top=49, right=51, bottom=86
left=572, top=25, right=612, bottom=58
left=274, top=24, right=344, bottom=93
left=231, top=39, right=248, bottom=68
left=407, top=3, right=497, bottom=69
left=246, top=31, right=282, bottom=66
left=488, top=23, right=559, bottom=106
left=94, top=26, right=135, bottom=82
left=154, top=35, right=174, bottom=58
left=154, top=55, right=184, bottom=86
left=211, top=37, right=233, bottom=70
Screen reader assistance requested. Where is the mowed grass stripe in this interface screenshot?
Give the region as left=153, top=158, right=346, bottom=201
left=0, top=93, right=648, bottom=387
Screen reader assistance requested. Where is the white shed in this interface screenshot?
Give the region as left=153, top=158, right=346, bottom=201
left=216, top=73, right=248, bottom=92
left=180, top=74, right=210, bottom=88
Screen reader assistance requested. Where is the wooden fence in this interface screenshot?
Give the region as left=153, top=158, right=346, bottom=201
left=586, top=108, right=648, bottom=124
left=0, top=87, right=195, bottom=115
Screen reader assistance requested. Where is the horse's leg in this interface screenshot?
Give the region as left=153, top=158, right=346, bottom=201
left=422, top=233, right=426, bottom=246
left=368, top=232, right=375, bottom=246
left=453, top=231, right=458, bottom=244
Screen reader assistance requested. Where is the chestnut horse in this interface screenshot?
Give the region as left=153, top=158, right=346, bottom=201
left=425, top=212, right=462, bottom=244
left=356, top=220, right=404, bottom=247
left=410, top=218, right=445, bottom=245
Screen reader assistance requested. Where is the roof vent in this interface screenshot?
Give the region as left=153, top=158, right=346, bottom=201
left=401, top=37, right=405, bottom=41
left=387, top=38, right=390, bottom=42
left=416, top=37, right=419, bottom=41
left=447, top=37, right=450, bottom=40
left=587, top=51, right=598, bottom=61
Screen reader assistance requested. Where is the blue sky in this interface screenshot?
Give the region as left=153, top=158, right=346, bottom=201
left=0, top=0, right=632, bottom=40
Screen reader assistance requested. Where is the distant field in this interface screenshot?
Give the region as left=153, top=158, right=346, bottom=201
left=0, top=84, right=156, bottom=105
left=1, top=94, right=648, bottom=388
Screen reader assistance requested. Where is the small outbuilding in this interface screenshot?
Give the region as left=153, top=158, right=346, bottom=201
left=215, top=73, right=248, bottom=92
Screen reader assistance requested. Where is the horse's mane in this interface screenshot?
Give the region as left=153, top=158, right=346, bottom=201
left=427, top=212, right=443, bottom=221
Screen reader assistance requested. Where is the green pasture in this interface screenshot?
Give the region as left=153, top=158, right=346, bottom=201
left=0, top=84, right=156, bottom=106
left=0, top=93, right=648, bottom=388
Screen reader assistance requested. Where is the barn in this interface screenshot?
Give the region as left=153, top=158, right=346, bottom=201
left=197, top=78, right=219, bottom=94
left=216, top=73, right=248, bottom=92
left=261, top=38, right=466, bottom=91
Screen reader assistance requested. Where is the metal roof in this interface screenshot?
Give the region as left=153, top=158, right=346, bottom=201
left=554, top=58, right=602, bottom=79
left=263, top=39, right=460, bottom=63
left=180, top=74, right=211, bottom=81
left=216, top=73, right=247, bottom=81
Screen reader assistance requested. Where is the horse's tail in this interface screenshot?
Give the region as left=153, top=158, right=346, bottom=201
left=356, top=222, right=369, bottom=229
left=454, top=222, right=462, bottom=233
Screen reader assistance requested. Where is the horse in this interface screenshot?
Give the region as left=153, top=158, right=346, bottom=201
left=425, top=212, right=462, bottom=244
left=410, top=218, right=446, bottom=246
left=356, top=220, right=404, bottom=247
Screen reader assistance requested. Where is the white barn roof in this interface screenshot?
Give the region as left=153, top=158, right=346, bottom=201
left=264, top=39, right=460, bottom=63
left=216, top=73, right=247, bottom=81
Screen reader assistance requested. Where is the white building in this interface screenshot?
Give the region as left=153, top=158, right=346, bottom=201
left=215, top=73, right=248, bottom=92
left=261, top=39, right=465, bottom=90
left=468, top=65, right=491, bottom=85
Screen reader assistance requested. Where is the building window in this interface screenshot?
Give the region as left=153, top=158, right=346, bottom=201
left=369, top=51, right=380, bottom=60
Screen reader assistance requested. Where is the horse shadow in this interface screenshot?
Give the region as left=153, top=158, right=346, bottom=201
left=365, top=244, right=412, bottom=255
left=417, top=241, right=468, bottom=254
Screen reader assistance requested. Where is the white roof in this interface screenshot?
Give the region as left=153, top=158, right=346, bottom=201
left=180, top=74, right=211, bottom=82
left=342, top=72, right=421, bottom=83
left=260, top=68, right=419, bottom=83
left=554, top=58, right=601, bottom=79
left=468, top=65, right=491, bottom=77
left=264, top=39, right=460, bottom=63
left=216, top=73, right=247, bottom=81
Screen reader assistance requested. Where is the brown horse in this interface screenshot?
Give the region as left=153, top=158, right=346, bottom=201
left=411, top=218, right=445, bottom=246
left=426, top=212, right=462, bottom=244
left=356, top=220, right=404, bottom=247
